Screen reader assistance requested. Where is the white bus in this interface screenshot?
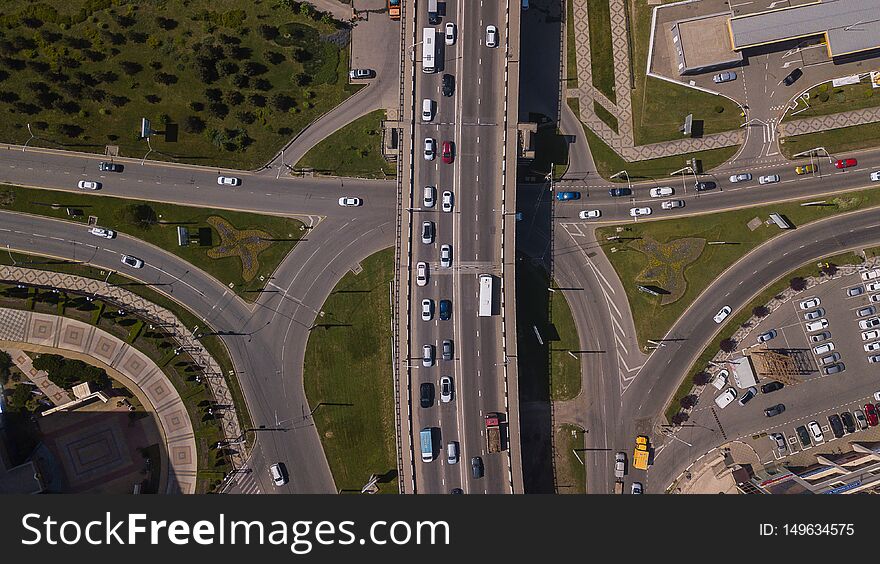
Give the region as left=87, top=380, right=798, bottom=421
left=420, top=427, right=434, bottom=462
left=422, top=28, right=436, bottom=74
left=479, top=274, right=494, bottom=317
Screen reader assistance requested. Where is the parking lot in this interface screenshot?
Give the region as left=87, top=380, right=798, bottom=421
left=700, top=266, right=880, bottom=466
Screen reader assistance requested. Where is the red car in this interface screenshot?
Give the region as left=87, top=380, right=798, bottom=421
left=835, top=158, right=857, bottom=169
left=441, top=141, right=454, bottom=164
left=865, top=403, right=879, bottom=426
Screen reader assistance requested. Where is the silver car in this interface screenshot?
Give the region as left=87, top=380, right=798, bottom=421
left=422, top=344, right=435, bottom=367
left=713, top=71, right=736, bottom=83
left=440, top=244, right=451, bottom=268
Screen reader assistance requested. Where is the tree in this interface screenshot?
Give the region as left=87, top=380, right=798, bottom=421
left=242, top=61, right=267, bottom=76
left=820, top=263, right=838, bottom=277
left=119, top=60, right=143, bottom=76
left=156, top=16, right=178, bottom=31
left=258, top=24, right=278, bottom=40
left=752, top=305, right=770, bottom=318
left=208, top=102, right=229, bottom=119
left=253, top=78, right=271, bottom=91
left=144, top=94, right=161, bottom=104
left=236, top=110, right=256, bottom=124
left=789, top=276, right=807, bottom=291
left=204, top=88, right=222, bottom=102
left=153, top=72, right=178, bottom=85
left=189, top=101, right=204, bottom=112
left=218, top=61, right=239, bottom=77
left=719, top=338, right=738, bottom=353
left=225, top=90, right=244, bottom=106
left=8, top=383, right=36, bottom=411
left=183, top=115, right=206, bottom=134
left=679, top=394, right=698, bottom=409
left=294, top=72, right=311, bottom=86
left=118, top=203, right=158, bottom=230
left=248, top=94, right=266, bottom=107
left=670, top=412, right=689, bottom=425
left=271, top=93, right=295, bottom=112
left=263, top=51, right=284, bottom=65
left=232, top=74, right=249, bottom=88
left=692, top=371, right=711, bottom=386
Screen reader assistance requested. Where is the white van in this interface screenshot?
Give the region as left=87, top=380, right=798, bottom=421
left=714, top=387, right=737, bottom=409
left=422, top=99, right=433, bottom=122
left=447, top=441, right=459, bottom=464
left=711, top=369, right=728, bottom=390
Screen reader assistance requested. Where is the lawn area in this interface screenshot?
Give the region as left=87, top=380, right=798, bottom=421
left=593, top=100, right=619, bottom=133
left=295, top=109, right=395, bottom=178
left=553, top=423, right=586, bottom=494
left=550, top=285, right=582, bottom=402
left=586, top=0, right=615, bottom=103
left=0, top=1, right=360, bottom=169
left=664, top=251, right=865, bottom=423
left=303, top=247, right=397, bottom=493
left=596, top=187, right=880, bottom=349
left=565, top=0, right=578, bottom=89
left=0, top=184, right=303, bottom=299
left=783, top=80, right=880, bottom=122
left=571, top=98, right=739, bottom=180
left=780, top=121, right=880, bottom=159
left=628, top=0, right=742, bottom=144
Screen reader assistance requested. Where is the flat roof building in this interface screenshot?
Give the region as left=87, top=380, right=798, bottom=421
left=728, top=0, right=880, bottom=58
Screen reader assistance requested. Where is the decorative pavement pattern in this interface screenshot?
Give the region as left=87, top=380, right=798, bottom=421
left=0, top=265, right=246, bottom=472
left=779, top=106, right=880, bottom=138
left=568, top=0, right=744, bottom=160
left=0, top=308, right=198, bottom=494
left=4, top=347, right=74, bottom=406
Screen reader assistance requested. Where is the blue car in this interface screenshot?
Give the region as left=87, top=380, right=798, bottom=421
left=555, top=191, right=580, bottom=201
left=609, top=187, right=632, bottom=197
left=439, top=299, right=451, bottom=321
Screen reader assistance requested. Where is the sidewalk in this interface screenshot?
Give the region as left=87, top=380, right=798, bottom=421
left=4, top=346, right=73, bottom=406
left=0, top=309, right=197, bottom=494
left=778, top=106, right=880, bottom=137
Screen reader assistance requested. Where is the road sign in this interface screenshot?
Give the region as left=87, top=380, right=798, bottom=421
left=638, top=285, right=660, bottom=296
left=140, top=118, right=152, bottom=139
left=680, top=113, right=693, bottom=137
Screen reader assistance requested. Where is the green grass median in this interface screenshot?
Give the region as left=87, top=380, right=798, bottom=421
left=303, top=248, right=397, bottom=493
left=296, top=109, right=396, bottom=179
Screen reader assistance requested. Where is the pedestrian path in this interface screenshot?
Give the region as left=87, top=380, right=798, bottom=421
left=4, top=346, right=74, bottom=406
left=229, top=471, right=263, bottom=495
left=568, top=0, right=744, bottom=161
left=778, top=106, right=880, bottom=138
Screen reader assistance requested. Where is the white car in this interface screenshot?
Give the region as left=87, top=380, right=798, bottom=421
left=629, top=207, right=651, bottom=217
left=713, top=305, right=732, bottom=324
left=631, top=482, right=643, bottom=494
left=440, top=376, right=453, bottom=403
left=729, top=173, right=752, bottom=183
left=421, top=298, right=434, bottom=321
left=444, top=22, right=456, bottom=45
left=416, top=262, right=428, bottom=287
left=868, top=281, right=880, bottom=292
left=579, top=209, right=601, bottom=220
left=862, top=269, right=880, bottom=281
left=863, top=330, right=880, bottom=341
left=714, top=387, right=737, bottom=409
left=338, top=197, right=362, bottom=207
left=758, top=175, right=780, bottom=184
left=799, top=297, right=820, bottom=310
left=711, top=369, right=729, bottom=390
left=871, top=171, right=880, bottom=182
left=120, top=255, right=144, bottom=269
left=864, top=341, right=880, bottom=352
left=269, top=463, right=287, bottom=486
left=77, top=180, right=100, bottom=190
left=485, top=25, right=498, bottom=47
left=805, top=319, right=828, bottom=332
left=661, top=200, right=684, bottom=210
left=649, top=186, right=673, bottom=198
left=808, top=421, right=824, bottom=443
left=813, top=342, right=834, bottom=355
left=442, top=190, right=453, bottom=212
left=424, top=137, right=436, bottom=160
left=860, top=317, right=880, bottom=330
left=440, top=244, right=452, bottom=268
left=89, top=227, right=116, bottom=239
left=217, top=176, right=241, bottom=186
left=872, top=294, right=880, bottom=304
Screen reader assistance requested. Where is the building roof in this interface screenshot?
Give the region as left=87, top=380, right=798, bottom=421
left=729, top=0, right=880, bottom=57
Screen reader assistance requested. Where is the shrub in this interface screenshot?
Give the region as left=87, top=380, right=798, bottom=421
left=679, top=394, right=698, bottom=409
left=714, top=105, right=724, bottom=113
left=692, top=371, right=711, bottom=386
left=789, top=276, right=807, bottom=291
left=752, top=305, right=770, bottom=318
left=183, top=115, right=206, bottom=134
left=719, top=338, right=738, bottom=353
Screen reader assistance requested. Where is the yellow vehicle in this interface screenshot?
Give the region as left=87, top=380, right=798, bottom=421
left=633, top=435, right=650, bottom=470
left=795, top=164, right=815, bottom=175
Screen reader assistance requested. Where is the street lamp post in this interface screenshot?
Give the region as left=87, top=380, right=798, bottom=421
left=609, top=170, right=632, bottom=194
left=23, top=123, right=35, bottom=152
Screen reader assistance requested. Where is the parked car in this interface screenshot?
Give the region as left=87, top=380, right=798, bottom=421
left=217, top=176, right=240, bottom=186
left=421, top=298, right=433, bottom=321
left=608, top=187, right=632, bottom=197
left=556, top=191, right=580, bottom=201
left=820, top=352, right=841, bottom=365
left=442, top=74, right=455, bottom=97
left=828, top=414, right=845, bottom=439
left=808, top=420, right=824, bottom=443
left=813, top=342, right=834, bottom=355
left=338, top=197, right=362, bottom=207
left=868, top=280, right=880, bottom=291
left=661, top=200, right=684, bottom=210
left=810, top=331, right=831, bottom=343
left=860, top=317, right=880, bottom=330
left=714, top=387, right=737, bottom=409
left=795, top=425, right=811, bottom=447
left=349, top=68, right=375, bottom=79
left=782, top=67, right=802, bottom=86
left=795, top=164, right=815, bottom=175
left=579, top=209, right=602, bottom=220
left=711, top=369, right=728, bottom=390
left=441, top=190, right=453, bottom=212
left=77, top=180, right=101, bottom=190
left=439, top=299, right=451, bottom=321
left=441, top=140, right=454, bottom=164
left=761, top=381, right=784, bottom=394
left=868, top=354, right=880, bottom=363
left=88, top=227, right=116, bottom=239
left=841, top=412, right=856, bottom=434
left=120, top=255, right=144, bottom=269
left=872, top=171, right=880, bottom=182
left=757, top=329, right=777, bottom=343
left=649, top=186, right=673, bottom=198
left=847, top=285, right=865, bottom=297
left=729, top=173, right=752, bottom=183
left=770, top=432, right=787, bottom=455
left=865, top=341, right=880, bottom=352
left=866, top=403, right=879, bottom=426
left=855, top=409, right=869, bottom=430
left=98, top=161, right=122, bottom=172
left=764, top=403, right=785, bottom=417
left=799, top=297, right=820, bottom=310
left=758, top=174, right=779, bottom=184
left=858, top=306, right=877, bottom=318
left=805, top=319, right=828, bottom=332
left=694, top=181, right=716, bottom=191
left=863, top=330, right=880, bottom=341
left=862, top=269, right=880, bottom=281
left=713, top=71, right=737, bottom=83
left=824, top=363, right=845, bottom=375
left=737, top=386, right=757, bottom=406
left=419, top=382, right=434, bottom=407
left=835, top=158, right=857, bottom=169
left=440, top=376, right=453, bottom=403
left=713, top=305, right=732, bottom=324
left=629, top=207, right=651, bottom=217
left=485, top=25, right=498, bottom=48
left=803, top=308, right=825, bottom=320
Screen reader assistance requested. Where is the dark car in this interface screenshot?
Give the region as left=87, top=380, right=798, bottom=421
left=608, top=187, right=632, bottom=197
left=471, top=456, right=484, bottom=479
left=795, top=425, right=811, bottom=447
left=450, top=488, right=463, bottom=494
left=442, top=339, right=453, bottom=361
left=442, top=74, right=455, bottom=97
left=439, top=299, right=451, bottom=321
left=99, top=161, right=123, bottom=172
left=694, top=181, right=717, bottom=191
left=841, top=411, right=856, bottom=434
left=783, top=67, right=802, bottom=86
left=764, top=403, right=785, bottom=417
left=737, top=386, right=757, bottom=406
left=828, top=414, right=845, bottom=439
left=419, top=382, right=434, bottom=408
left=761, top=381, right=784, bottom=394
